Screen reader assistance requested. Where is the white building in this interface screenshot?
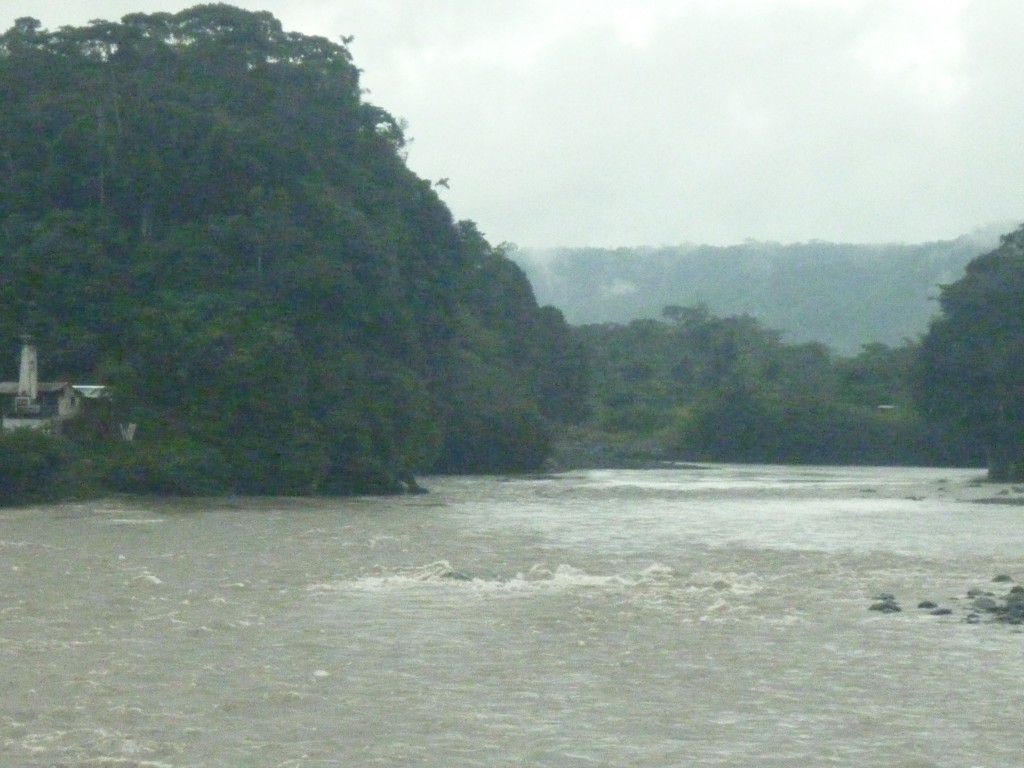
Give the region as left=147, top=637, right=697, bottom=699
left=1, top=338, right=104, bottom=433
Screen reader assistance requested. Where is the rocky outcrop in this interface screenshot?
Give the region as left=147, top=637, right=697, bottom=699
left=869, top=593, right=902, bottom=612
left=869, top=576, right=1024, bottom=625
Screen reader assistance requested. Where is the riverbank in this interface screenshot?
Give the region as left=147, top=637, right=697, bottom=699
left=547, top=426, right=1000, bottom=487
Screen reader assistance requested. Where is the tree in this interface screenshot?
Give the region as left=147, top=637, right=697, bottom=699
left=575, top=303, right=950, bottom=467
left=917, top=224, right=1024, bottom=480
left=0, top=430, right=82, bottom=505
left=0, top=6, right=588, bottom=500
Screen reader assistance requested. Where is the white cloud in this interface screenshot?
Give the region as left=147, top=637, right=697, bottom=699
left=5, top=0, right=1024, bottom=246
left=851, top=0, right=970, bottom=102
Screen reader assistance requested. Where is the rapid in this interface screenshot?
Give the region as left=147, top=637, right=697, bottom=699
left=2, top=464, right=1023, bottom=767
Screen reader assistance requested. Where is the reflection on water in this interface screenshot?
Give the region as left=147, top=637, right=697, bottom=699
left=2, top=464, right=1022, bottom=767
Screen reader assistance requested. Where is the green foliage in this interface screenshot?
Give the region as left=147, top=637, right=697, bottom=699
left=434, top=346, right=553, bottom=473
left=577, top=305, right=967, bottom=468
left=0, top=430, right=84, bottom=505
left=917, top=224, right=1024, bottom=480
left=0, top=6, right=588, bottom=499
left=99, top=437, right=231, bottom=496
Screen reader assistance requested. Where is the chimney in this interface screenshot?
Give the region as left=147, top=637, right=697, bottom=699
left=17, top=336, right=38, bottom=401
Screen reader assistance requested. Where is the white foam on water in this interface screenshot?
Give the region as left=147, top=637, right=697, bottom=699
left=100, top=519, right=166, bottom=525
left=309, top=559, right=681, bottom=596
left=13, top=728, right=173, bottom=767
left=308, top=561, right=770, bottom=626
left=686, top=569, right=765, bottom=596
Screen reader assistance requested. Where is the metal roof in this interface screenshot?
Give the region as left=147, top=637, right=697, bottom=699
left=71, top=385, right=109, bottom=398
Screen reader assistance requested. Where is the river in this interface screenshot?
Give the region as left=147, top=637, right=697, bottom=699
left=2, top=464, right=1023, bottom=767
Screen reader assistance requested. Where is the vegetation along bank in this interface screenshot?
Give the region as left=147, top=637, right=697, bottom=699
left=1, top=5, right=1022, bottom=504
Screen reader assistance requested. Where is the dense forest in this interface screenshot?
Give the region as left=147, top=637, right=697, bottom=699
left=2, top=6, right=1021, bottom=505
left=0, top=5, right=588, bottom=503
left=556, top=224, right=1024, bottom=481
left=561, top=308, right=979, bottom=471
left=515, top=231, right=1009, bottom=354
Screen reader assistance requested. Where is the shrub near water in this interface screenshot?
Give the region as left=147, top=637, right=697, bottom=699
left=0, top=430, right=83, bottom=505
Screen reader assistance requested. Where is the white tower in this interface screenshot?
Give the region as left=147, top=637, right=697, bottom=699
left=16, top=336, right=38, bottom=403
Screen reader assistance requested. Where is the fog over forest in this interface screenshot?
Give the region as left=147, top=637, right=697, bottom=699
left=515, top=223, right=1016, bottom=354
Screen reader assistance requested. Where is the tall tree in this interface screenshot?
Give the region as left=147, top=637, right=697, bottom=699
left=917, top=224, right=1024, bottom=480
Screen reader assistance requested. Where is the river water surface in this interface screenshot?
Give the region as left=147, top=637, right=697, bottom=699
left=2, top=464, right=1024, bottom=767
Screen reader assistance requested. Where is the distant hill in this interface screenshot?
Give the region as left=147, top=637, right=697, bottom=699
left=514, top=224, right=1017, bottom=354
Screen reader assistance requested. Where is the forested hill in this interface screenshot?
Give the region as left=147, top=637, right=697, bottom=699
left=515, top=227, right=1013, bottom=354
left=0, top=5, right=588, bottom=499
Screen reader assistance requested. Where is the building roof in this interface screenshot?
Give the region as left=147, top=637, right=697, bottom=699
left=72, top=385, right=109, bottom=399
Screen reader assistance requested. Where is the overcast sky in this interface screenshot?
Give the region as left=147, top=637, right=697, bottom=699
left=5, top=0, right=1023, bottom=248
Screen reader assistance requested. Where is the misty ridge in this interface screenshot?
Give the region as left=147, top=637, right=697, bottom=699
left=514, top=222, right=1017, bottom=355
